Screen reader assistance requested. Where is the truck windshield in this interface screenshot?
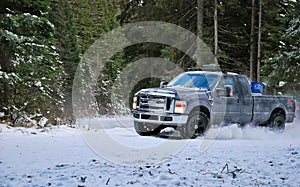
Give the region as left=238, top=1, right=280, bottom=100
left=168, top=73, right=219, bottom=91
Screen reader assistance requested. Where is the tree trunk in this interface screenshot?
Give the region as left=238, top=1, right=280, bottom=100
left=195, top=0, right=204, bottom=66
left=250, top=0, right=256, bottom=81
left=197, top=0, right=203, bottom=39
left=214, top=0, right=218, bottom=57
left=257, top=0, right=262, bottom=82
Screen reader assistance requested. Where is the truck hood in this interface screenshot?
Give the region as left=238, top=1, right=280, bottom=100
left=136, top=86, right=209, bottom=99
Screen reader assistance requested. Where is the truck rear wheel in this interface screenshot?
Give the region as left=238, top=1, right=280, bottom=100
left=180, top=111, right=209, bottom=139
left=267, top=112, right=285, bottom=132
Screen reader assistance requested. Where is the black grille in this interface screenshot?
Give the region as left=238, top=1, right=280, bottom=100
left=141, top=114, right=159, bottom=120
left=160, top=116, right=173, bottom=121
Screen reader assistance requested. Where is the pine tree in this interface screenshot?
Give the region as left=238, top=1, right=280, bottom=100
left=50, top=0, right=80, bottom=118
left=261, top=0, right=300, bottom=94
left=0, top=0, right=63, bottom=122
left=66, top=0, right=122, bottom=115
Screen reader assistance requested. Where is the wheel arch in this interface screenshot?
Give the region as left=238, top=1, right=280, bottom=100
left=269, top=107, right=286, bottom=121
left=266, top=107, right=286, bottom=131
left=189, top=105, right=210, bottom=119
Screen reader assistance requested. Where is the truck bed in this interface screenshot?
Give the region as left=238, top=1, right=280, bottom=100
left=252, top=95, right=295, bottom=124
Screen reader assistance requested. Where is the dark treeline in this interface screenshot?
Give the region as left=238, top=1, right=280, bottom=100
left=0, top=0, right=299, bottom=123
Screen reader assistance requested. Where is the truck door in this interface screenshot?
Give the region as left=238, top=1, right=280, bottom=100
left=236, top=76, right=253, bottom=124
left=223, top=75, right=242, bottom=123
left=213, top=75, right=242, bottom=124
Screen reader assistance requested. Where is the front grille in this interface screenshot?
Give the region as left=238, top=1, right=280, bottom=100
left=138, top=95, right=170, bottom=112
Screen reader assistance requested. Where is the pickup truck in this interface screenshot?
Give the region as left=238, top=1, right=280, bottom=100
left=132, top=71, right=296, bottom=138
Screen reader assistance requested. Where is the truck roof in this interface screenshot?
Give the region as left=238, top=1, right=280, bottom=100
left=184, top=70, right=239, bottom=76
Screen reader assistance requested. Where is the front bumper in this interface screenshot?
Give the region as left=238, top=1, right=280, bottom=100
left=132, top=111, right=188, bottom=126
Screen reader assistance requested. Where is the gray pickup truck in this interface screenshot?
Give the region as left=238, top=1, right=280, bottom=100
left=132, top=71, right=296, bottom=138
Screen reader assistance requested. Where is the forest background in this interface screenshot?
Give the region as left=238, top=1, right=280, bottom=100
left=0, top=0, right=299, bottom=124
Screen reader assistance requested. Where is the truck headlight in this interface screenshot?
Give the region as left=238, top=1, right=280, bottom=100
left=132, top=96, right=137, bottom=109
left=174, top=100, right=186, bottom=114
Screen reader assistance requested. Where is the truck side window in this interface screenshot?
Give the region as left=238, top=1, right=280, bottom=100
left=238, top=77, right=251, bottom=96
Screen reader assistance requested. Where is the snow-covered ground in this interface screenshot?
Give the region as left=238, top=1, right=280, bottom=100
left=1, top=116, right=300, bottom=187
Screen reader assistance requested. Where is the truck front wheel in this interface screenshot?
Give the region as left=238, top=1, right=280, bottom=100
left=267, top=112, right=285, bottom=132
left=134, top=121, right=161, bottom=136
left=180, top=111, right=209, bottom=139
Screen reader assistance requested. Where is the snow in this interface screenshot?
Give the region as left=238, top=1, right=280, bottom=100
left=24, top=42, right=48, bottom=48
left=279, top=81, right=287, bottom=87
left=279, top=41, right=286, bottom=46
left=37, top=117, right=48, bottom=128
left=1, top=117, right=300, bottom=186
left=23, top=13, right=38, bottom=19
left=34, top=81, right=42, bottom=87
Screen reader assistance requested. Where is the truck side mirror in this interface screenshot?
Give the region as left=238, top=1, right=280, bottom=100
left=225, top=85, right=233, bottom=97
left=216, top=85, right=233, bottom=97
left=160, top=81, right=168, bottom=88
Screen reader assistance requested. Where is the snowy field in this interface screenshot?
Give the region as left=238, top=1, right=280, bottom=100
left=1, top=116, right=300, bottom=187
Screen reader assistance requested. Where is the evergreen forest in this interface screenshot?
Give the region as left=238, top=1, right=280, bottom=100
left=0, top=0, right=299, bottom=124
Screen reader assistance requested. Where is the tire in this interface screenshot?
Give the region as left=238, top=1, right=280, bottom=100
left=267, top=112, right=285, bottom=132
left=134, top=121, right=161, bottom=136
left=179, top=111, right=210, bottom=139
